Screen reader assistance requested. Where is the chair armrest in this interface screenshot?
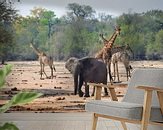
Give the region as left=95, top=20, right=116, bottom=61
left=88, top=83, right=110, bottom=88
left=136, top=86, right=163, bottom=92
left=137, top=86, right=163, bottom=124
left=88, top=83, right=119, bottom=101
left=88, top=82, right=128, bottom=88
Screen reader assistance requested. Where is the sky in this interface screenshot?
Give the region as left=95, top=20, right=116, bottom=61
left=13, top=0, right=163, bottom=18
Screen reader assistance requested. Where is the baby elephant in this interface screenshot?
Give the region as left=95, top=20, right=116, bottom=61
left=65, top=57, right=108, bottom=97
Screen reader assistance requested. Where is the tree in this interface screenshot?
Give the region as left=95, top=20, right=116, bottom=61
left=55, top=3, right=98, bottom=59
left=0, top=1, right=18, bottom=64
left=155, top=30, right=163, bottom=54
left=67, top=3, right=95, bottom=20
left=12, top=7, right=59, bottom=60
left=117, top=10, right=163, bottom=60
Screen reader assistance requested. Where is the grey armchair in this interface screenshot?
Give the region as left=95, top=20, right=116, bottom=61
left=86, top=68, right=163, bottom=130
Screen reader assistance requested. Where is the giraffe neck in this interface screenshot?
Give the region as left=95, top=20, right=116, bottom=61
left=30, top=43, right=42, bottom=56
left=108, top=31, right=116, bottom=42
left=107, top=31, right=118, bottom=48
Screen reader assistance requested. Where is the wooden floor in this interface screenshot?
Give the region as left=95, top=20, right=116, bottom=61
left=0, top=112, right=126, bottom=130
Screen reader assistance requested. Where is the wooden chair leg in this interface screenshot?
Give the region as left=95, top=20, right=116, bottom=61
left=121, top=121, right=127, bottom=130
left=94, top=86, right=102, bottom=100
left=92, top=113, right=98, bottom=130
left=157, top=91, right=163, bottom=114
left=109, top=87, right=118, bottom=101
left=141, top=90, right=152, bottom=130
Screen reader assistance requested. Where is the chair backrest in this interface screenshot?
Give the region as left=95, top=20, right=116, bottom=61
left=122, top=68, right=163, bottom=107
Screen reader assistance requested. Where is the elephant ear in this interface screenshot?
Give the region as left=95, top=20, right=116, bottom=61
left=70, top=59, right=79, bottom=74
left=65, top=57, right=78, bottom=73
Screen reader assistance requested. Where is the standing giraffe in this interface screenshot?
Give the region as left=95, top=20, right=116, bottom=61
left=95, top=26, right=121, bottom=83
left=111, top=44, right=133, bottom=82
left=30, top=42, right=56, bottom=79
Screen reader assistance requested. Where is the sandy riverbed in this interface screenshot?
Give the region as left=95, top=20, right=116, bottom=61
left=0, top=60, right=163, bottom=113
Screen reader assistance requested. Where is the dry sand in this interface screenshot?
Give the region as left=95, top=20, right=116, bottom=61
left=0, top=60, right=163, bottom=113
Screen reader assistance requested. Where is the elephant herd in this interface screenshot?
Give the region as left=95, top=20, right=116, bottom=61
left=65, top=57, right=108, bottom=97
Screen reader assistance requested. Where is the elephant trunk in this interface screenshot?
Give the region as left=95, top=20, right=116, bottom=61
left=73, top=63, right=80, bottom=95
left=74, top=72, right=78, bottom=95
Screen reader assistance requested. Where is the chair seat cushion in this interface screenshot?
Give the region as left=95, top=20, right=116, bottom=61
left=85, top=100, right=163, bottom=122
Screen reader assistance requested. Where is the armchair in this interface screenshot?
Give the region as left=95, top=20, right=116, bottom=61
left=86, top=68, right=163, bottom=130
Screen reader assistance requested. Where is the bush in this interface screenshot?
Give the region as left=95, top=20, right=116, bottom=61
left=0, top=64, right=42, bottom=130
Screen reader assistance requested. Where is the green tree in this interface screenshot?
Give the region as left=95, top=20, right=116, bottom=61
left=54, top=3, right=99, bottom=59
left=13, top=8, right=59, bottom=60
left=155, top=30, right=163, bottom=54
left=67, top=3, right=95, bottom=19
left=0, top=1, right=18, bottom=63
left=117, top=10, right=163, bottom=60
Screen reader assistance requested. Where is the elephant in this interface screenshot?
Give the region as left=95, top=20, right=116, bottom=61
left=65, top=57, right=108, bottom=97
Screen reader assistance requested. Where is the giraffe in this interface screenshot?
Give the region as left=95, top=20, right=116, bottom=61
left=30, top=42, right=56, bottom=79
left=111, top=44, right=133, bottom=82
left=95, top=26, right=121, bottom=83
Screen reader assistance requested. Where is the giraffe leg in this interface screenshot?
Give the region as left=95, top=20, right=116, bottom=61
left=40, top=64, right=44, bottom=80
left=50, top=65, right=53, bottom=79
left=116, top=62, right=120, bottom=82
left=127, top=66, right=132, bottom=80
left=53, top=64, right=56, bottom=72
left=125, top=68, right=127, bottom=81
left=112, top=63, right=116, bottom=81
left=128, top=65, right=132, bottom=78
left=42, top=64, right=48, bottom=78
left=126, top=67, right=129, bottom=81
left=127, top=68, right=130, bottom=81
left=52, top=64, right=56, bottom=78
